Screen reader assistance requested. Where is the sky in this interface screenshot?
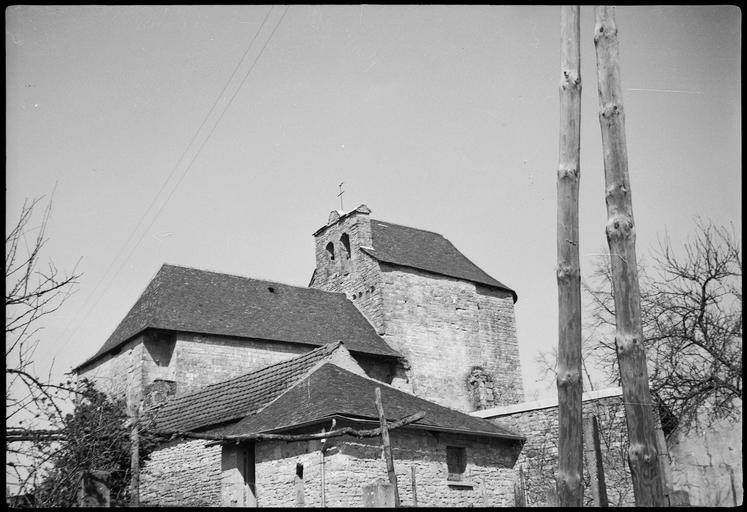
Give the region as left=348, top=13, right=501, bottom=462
left=6, top=5, right=741, bottom=402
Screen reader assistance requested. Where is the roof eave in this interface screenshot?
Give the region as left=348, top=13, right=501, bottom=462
left=74, top=328, right=399, bottom=373
left=237, top=413, right=525, bottom=442
left=72, top=328, right=150, bottom=373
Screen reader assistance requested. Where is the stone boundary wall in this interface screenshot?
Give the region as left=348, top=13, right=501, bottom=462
left=667, top=401, right=743, bottom=506
left=478, top=389, right=636, bottom=506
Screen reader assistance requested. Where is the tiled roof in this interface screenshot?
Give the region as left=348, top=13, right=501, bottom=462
left=225, top=363, right=523, bottom=440
left=75, top=264, right=399, bottom=370
left=152, top=342, right=342, bottom=433
left=361, top=220, right=517, bottom=302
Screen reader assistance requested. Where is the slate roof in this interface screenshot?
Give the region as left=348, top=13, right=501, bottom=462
left=152, top=342, right=343, bottom=433
left=361, top=220, right=517, bottom=302
left=225, top=362, right=523, bottom=441
left=75, top=264, right=399, bottom=371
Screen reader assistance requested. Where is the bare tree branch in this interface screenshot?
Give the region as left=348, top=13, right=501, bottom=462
left=6, top=195, right=83, bottom=496
left=584, top=220, right=742, bottom=431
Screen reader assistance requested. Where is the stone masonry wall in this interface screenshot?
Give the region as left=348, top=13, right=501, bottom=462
left=254, top=429, right=520, bottom=507
left=140, top=425, right=521, bottom=507
left=173, top=333, right=309, bottom=396
left=140, top=439, right=222, bottom=507
left=80, top=333, right=312, bottom=405
left=667, top=401, right=743, bottom=506
left=310, top=208, right=411, bottom=392
left=309, top=207, right=524, bottom=411
left=77, top=335, right=145, bottom=411
left=380, top=265, right=524, bottom=412
left=487, top=395, right=635, bottom=507
left=310, top=208, right=385, bottom=334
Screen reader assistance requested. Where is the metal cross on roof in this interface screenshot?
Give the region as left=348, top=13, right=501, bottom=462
left=337, top=182, right=345, bottom=211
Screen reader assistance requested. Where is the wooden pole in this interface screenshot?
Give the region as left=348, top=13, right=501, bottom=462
left=411, top=465, right=418, bottom=507
left=584, top=415, right=609, bottom=507
left=129, top=406, right=140, bottom=507
left=375, top=387, right=400, bottom=507
left=592, top=416, right=609, bottom=506
left=320, top=427, right=326, bottom=508
left=556, top=5, right=583, bottom=507
left=593, top=6, right=666, bottom=506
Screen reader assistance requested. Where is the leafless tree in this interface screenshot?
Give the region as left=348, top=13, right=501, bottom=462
left=584, top=219, right=742, bottom=431
left=6, top=195, right=82, bottom=494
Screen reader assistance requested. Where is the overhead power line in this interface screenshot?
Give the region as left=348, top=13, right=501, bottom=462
left=56, top=6, right=290, bottom=360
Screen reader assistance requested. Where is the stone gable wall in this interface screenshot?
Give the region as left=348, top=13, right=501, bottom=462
left=379, top=265, right=524, bottom=412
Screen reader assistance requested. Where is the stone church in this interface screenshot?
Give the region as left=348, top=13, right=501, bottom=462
left=73, top=203, right=742, bottom=507
left=73, top=204, right=530, bottom=506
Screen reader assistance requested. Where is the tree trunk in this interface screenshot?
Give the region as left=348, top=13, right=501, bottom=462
left=593, top=6, right=666, bottom=506
left=556, top=5, right=583, bottom=507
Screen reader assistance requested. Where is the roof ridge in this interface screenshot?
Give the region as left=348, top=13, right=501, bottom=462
left=370, top=218, right=446, bottom=238
left=160, top=263, right=345, bottom=295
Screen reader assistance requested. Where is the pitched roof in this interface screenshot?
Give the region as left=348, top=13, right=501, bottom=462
left=152, top=342, right=343, bottom=433
left=361, top=220, right=517, bottom=302
left=225, top=362, right=523, bottom=441
left=75, top=264, right=399, bottom=370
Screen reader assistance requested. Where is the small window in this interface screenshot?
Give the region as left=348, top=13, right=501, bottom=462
left=325, top=242, right=335, bottom=261
left=340, top=233, right=351, bottom=260
left=446, top=446, right=467, bottom=482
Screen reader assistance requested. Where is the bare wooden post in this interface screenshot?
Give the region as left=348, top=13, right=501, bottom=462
left=320, top=427, right=326, bottom=508
left=557, top=4, right=583, bottom=507
left=77, top=470, right=111, bottom=507
left=411, top=465, right=418, bottom=507
left=593, top=6, right=666, bottom=506
left=514, top=466, right=527, bottom=507
left=654, top=424, right=674, bottom=505
left=375, top=387, right=400, bottom=507
left=129, top=406, right=140, bottom=507
left=584, top=415, right=609, bottom=506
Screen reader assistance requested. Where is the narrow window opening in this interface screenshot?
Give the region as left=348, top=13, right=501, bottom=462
left=340, top=233, right=351, bottom=260
left=294, top=462, right=305, bottom=506
left=326, top=242, right=335, bottom=261
left=446, top=446, right=467, bottom=482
